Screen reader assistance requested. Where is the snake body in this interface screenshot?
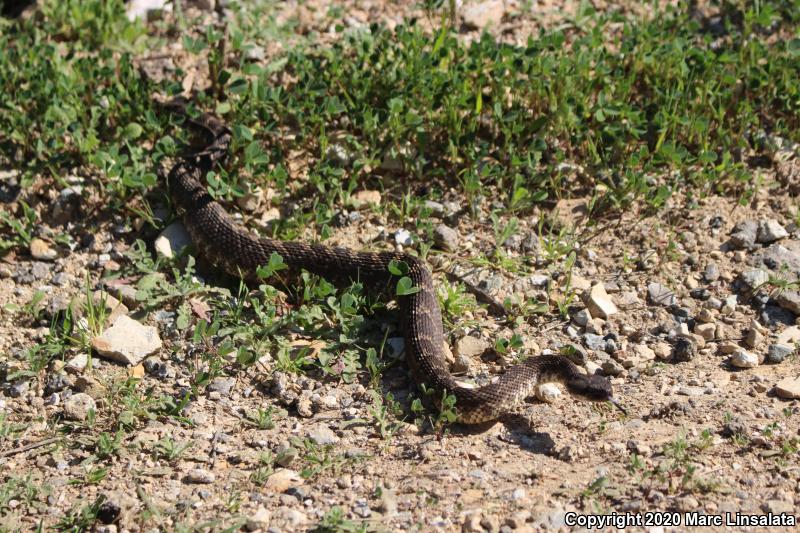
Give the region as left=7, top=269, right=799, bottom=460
left=167, top=108, right=618, bottom=424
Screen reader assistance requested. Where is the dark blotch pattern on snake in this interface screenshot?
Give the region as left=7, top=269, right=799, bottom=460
left=166, top=107, right=621, bottom=424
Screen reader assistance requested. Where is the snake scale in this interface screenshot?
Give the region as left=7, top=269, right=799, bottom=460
left=166, top=105, right=620, bottom=424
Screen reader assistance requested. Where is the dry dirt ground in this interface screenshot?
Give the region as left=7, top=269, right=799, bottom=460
left=1, top=1, right=799, bottom=532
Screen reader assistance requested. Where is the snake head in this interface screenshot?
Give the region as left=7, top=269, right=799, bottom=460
left=566, top=373, right=625, bottom=414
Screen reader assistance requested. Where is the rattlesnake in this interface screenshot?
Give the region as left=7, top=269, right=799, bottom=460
left=166, top=104, right=621, bottom=423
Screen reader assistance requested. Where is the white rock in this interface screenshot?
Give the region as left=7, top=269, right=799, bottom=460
left=535, top=383, right=561, bottom=403
left=65, top=353, right=88, bottom=374
left=584, top=283, right=618, bottom=319
left=91, top=315, right=162, bottom=365
left=185, top=468, right=215, bottom=484
left=394, top=229, right=413, bottom=246
left=126, top=0, right=170, bottom=21
left=777, top=326, right=800, bottom=345
left=774, top=377, right=800, bottom=399
left=756, top=219, right=789, bottom=243
left=154, top=222, right=192, bottom=258
left=462, top=0, right=505, bottom=29
left=730, top=348, right=759, bottom=368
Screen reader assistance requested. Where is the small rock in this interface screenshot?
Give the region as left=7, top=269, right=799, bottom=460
left=601, top=359, right=625, bottom=376
left=583, top=333, right=606, bottom=352
left=65, top=353, right=89, bottom=373
left=730, top=348, right=759, bottom=368
left=647, top=282, right=676, bottom=307
left=774, top=376, right=800, bottom=399
left=207, top=376, right=235, bottom=396
left=454, top=336, right=490, bottom=358
left=265, top=469, right=302, bottom=493
left=653, top=342, right=672, bottom=359
left=29, top=238, right=57, bottom=261
left=767, top=343, right=793, bottom=363
left=394, top=229, right=413, bottom=246
left=718, top=341, right=740, bottom=354
left=762, top=499, right=794, bottom=514
left=729, top=220, right=758, bottom=249
left=778, top=326, right=800, bottom=345
left=694, top=323, right=716, bottom=341
left=433, top=224, right=459, bottom=251
left=672, top=336, right=697, bottom=362
left=154, top=222, right=192, bottom=258
left=9, top=380, right=29, bottom=398
left=351, top=190, right=381, bottom=208
left=185, top=469, right=215, bottom=484
left=245, top=506, right=271, bottom=532
left=307, top=425, right=338, bottom=446
left=535, top=383, right=561, bottom=403
left=461, top=0, right=504, bottom=30
left=775, top=290, right=800, bottom=315
left=91, top=315, right=162, bottom=365
left=675, top=495, right=699, bottom=512
left=572, top=308, right=591, bottom=327
left=630, top=344, right=656, bottom=364
left=744, top=326, right=765, bottom=349
left=583, top=283, right=618, bottom=319
left=703, top=263, right=720, bottom=282
left=739, top=269, right=769, bottom=290
left=756, top=219, right=789, bottom=243
left=63, top=393, right=96, bottom=421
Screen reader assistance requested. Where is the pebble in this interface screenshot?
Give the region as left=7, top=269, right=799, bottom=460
left=584, top=283, right=618, bottom=319
left=774, top=377, right=800, bottom=399
left=44, top=373, right=70, bottom=395
left=767, top=343, right=794, bottom=363
left=601, top=359, right=625, bottom=376
left=461, top=0, right=505, bottom=30
left=756, top=219, right=789, bottom=243
left=91, top=315, right=162, bottom=365
left=245, top=507, right=271, bottom=532
left=703, top=263, right=720, bottom=282
left=63, top=393, right=96, bottom=421
left=265, top=469, right=302, bottom=493
left=29, top=238, right=57, bottom=261
left=9, top=380, right=29, bottom=398
left=534, top=383, right=561, bottom=403
left=307, top=425, right=338, bottom=445
left=351, top=190, right=381, bottom=208
left=729, top=220, right=758, bottom=249
left=154, top=222, right=192, bottom=258
left=694, top=323, right=716, bottom=341
left=394, top=229, right=413, bottom=246
left=377, top=489, right=398, bottom=515
left=583, top=333, right=606, bottom=352
left=454, top=336, right=490, bottom=358
left=739, top=269, right=769, bottom=290
left=777, top=326, right=800, bottom=344
left=185, top=469, right=215, bottom=484
left=743, top=326, right=764, bottom=349
left=730, top=348, right=759, bottom=368
left=207, top=376, right=236, bottom=396
left=672, top=336, right=697, bottom=362
left=572, top=308, right=591, bottom=327
left=775, top=290, right=800, bottom=315
left=647, top=282, right=676, bottom=307
left=433, top=223, right=459, bottom=251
